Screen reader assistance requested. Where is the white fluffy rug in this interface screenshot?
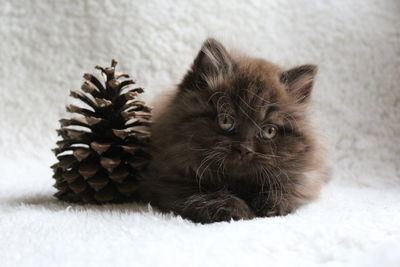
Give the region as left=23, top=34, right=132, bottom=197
left=0, top=1, right=399, bottom=266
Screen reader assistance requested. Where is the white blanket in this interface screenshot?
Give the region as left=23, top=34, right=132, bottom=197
left=1, top=0, right=399, bottom=266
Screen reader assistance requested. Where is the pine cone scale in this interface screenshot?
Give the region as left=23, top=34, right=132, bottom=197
left=78, top=162, right=99, bottom=179
left=90, top=141, right=111, bottom=154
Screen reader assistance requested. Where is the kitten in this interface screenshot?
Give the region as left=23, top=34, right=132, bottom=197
left=138, top=38, right=328, bottom=223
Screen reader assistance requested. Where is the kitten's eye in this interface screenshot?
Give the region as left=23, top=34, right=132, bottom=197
left=217, top=114, right=236, bottom=132
left=259, top=125, right=278, bottom=140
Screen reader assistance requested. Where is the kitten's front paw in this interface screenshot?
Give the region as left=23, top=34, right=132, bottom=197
left=219, top=197, right=255, bottom=221
left=263, top=204, right=292, bottom=217
left=251, top=195, right=294, bottom=217
left=182, top=193, right=255, bottom=223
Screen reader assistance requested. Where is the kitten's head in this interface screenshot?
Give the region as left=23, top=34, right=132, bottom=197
left=157, top=39, right=319, bottom=181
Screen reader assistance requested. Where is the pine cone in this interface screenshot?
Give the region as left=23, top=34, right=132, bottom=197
left=51, top=60, right=152, bottom=204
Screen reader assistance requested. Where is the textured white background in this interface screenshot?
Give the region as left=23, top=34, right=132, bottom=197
left=0, top=1, right=399, bottom=266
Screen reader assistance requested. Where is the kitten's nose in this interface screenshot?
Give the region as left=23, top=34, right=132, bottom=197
left=236, top=144, right=254, bottom=161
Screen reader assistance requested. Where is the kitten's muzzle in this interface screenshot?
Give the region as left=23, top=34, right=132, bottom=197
left=234, top=144, right=254, bottom=162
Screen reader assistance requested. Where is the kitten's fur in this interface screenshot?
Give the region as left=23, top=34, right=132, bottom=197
left=139, top=38, right=328, bottom=223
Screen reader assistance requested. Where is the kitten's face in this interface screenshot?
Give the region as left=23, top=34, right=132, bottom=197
left=166, top=39, right=317, bottom=180
left=191, top=71, right=294, bottom=176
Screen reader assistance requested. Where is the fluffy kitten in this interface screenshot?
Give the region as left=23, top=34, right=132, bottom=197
left=139, top=38, right=328, bottom=223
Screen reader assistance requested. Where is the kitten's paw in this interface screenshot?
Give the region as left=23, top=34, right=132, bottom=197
left=182, top=193, right=255, bottom=223
left=215, top=196, right=255, bottom=222
left=263, top=204, right=292, bottom=217
left=251, top=195, right=294, bottom=217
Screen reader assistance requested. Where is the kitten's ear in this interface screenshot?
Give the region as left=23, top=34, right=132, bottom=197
left=281, top=64, right=317, bottom=103
left=181, top=38, right=233, bottom=90
left=192, top=38, right=233, bottom=75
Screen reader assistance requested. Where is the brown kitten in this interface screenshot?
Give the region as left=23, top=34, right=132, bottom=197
left=138, top=38, right=328, bottom=223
